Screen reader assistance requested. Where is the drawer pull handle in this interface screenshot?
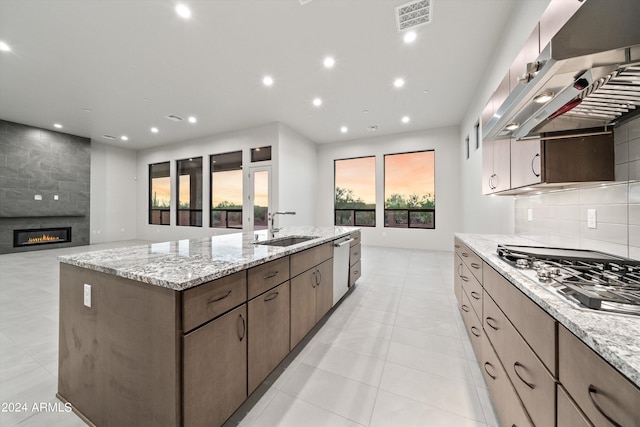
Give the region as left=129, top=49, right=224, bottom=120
left=462, top=252, right=469, bottom=258
left=354, top=252, right=359, bottom=256
left=461, top=275, right=469, bottom=282
left=470, top=291, right=481, bottom=300
left=461, top=304, right=470, bottom=313
left=484, top=362, right=497, bottom=380
left=471, top=326, right=481, bottom=337
left=264, top=291, right=279, bottom=302
left=454, top=244, right=460, bottom=249
left=457, top=263, right=463, bottom=277
left=513, top=362, right=535, bottom=389
left=263, top=271, right=279, bottom=279
left=237, top=313, right=246, bottom=342
left=485, top=317, right=499, bottom=330
left=588, top=385, right=622, bottom=427
left=207, top=290, right=232, bottom=304
left=353, top=270, right=359, bottom=275
left=471, top=262, right=480, bottom=269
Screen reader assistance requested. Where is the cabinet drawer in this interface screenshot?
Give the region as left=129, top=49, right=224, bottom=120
left=454, top=238, right=482, bottom=282
left=349, top=260, right=361, bottom=286
left=483, top=265, right=556, bottom=375
left=460, top=291, right=482, bottom=359
left=557, top=384, right=592, bottom=427
left=460, top=262, right=482, bottom=322
left=454, top=254, right=463, bottom=306
left=350, top=231, right=361, bottom=247
left=248, top=281, right=290, bottom=394
left=183, top=271, right=247, bottom=332
left=349, top=243, right=361, bottom=266
left=290, top=243, right=332, bottom=278
left=247, top=256, right=290, bottom=300
left=559, top=326, right=640, bottom=427
left=489, top=297, right=555, bottom=427
left=481, top=338, right=534, bottom=427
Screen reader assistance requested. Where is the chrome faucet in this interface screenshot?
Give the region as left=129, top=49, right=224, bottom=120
left=269, top=211, right=296, bottom=236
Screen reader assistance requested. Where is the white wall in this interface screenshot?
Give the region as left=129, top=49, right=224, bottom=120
left=90, top=141, right=138, bottom=243
left=459, top=0, right=551, bottom=234
left=317, top=126, right=461, bottom=251
left=135, top=123, right=279, bottom=242
left=277, top=124, right=318, bottom=228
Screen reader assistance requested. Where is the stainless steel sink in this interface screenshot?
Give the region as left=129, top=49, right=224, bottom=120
left=256, top=236, right=316, bottom=247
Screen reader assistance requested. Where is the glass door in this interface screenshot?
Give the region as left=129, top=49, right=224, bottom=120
left=249, top=166, right=271, bottom=231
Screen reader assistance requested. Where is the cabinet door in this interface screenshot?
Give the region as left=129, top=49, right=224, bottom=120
left=510, top=138, right=542, bottom=189
left=248, top=281, right=290, bottom=394
left=315, top=259, right=334, bottom=322
left=183, top=304, right=247, bottom=427
left=290, top=268, right=317, bottom=350
left=482, top=140, right=495, bottom=195
left=454, top=254, right=463, bottom=306
left=557, top=384, right=592, bottom=427
left=492, top=138, right=511, bottom=193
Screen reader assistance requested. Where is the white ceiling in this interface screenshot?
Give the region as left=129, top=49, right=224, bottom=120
left=0, top=0, right=518, bottom=150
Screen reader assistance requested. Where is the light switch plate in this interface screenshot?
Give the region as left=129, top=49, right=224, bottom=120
left=587, top=209, right=597, bottom=229
left=83, top=284, right=91, bottom=307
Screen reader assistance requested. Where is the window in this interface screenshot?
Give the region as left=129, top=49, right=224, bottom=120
left=176, top=157, right=203, bottom=227
left=384, top=151, right=435, bottom=229
left=334, top=156, right=376, bottom=227
left=251, top=146, right=272, bottom=162
left=149, top=162, right=171, bottom=225
left=211, top=151, right=243, bottom=228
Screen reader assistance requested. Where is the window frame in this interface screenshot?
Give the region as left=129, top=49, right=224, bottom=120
left=148, top=161, right=171, bottom=226
left=210, top=151, right=243, bottom=229
left=176, top=157, right=203, bottom=227
left=383, top=150, right=435, bottom=229
left=333, top=155, right=376, bottom=227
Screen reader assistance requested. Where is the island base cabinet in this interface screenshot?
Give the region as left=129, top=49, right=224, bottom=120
left=290, top=258, right=333, bottom=350
left=248, top=281, right=290, bottom=394
left=183, top=304, right=247, bottom=427
left=557, top=385, right=592, bottom=427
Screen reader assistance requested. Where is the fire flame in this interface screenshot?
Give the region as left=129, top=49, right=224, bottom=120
left=27, top=234, right=61, bottom=243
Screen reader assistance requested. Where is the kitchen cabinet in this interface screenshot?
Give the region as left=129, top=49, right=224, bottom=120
left=510, top=137, right=542, bottom=188
left=290, top=258, right=333, bottom=349
left=482, top=72, right=511, bottom=195
left=453, top=254, right=463, bottom=306
left=183, top=304, right=247, bottom=427
left=557, top=385, right=592, bottom=427
left=247, top=256, right=290, bottom=299
left=559, top=325, right=640, bottom=426
left=248, top=281, right=290, bottom=394
left=460, top=290, right=483, bottom=358
left=349, top=232, right=361, bottom=286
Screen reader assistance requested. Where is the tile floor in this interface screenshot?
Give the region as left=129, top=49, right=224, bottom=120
left=0, top=242, right=500, bottom=427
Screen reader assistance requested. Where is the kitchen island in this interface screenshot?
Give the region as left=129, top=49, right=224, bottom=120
left=455, top=233, right=639, bottom=427
left=56, top=226, right=361, bottom=427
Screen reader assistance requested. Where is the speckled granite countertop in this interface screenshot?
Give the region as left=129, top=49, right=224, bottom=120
left=58, top=226, right=358, bottom=291
left=455, top=233, right=640, bottom=389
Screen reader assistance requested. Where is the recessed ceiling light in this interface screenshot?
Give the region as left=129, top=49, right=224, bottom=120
left=262, top=75, right=274, bottom=86
left=362, top=109, right=369, bottom=114
left=505, top=122, right=520, bottom=131
left=151, top=127, right=159, bottom=133
left=175, top=4, right=192, bottom=19
left=401, top=116, right=410, bottom=124
left=0, top=41, right=11, bottom=52
left=82, top=108, right=92, bottom=113
left=340, top=126, right=348, bottom=133
left=188, top=116, right=197, bottom=123
left=393, top=78, right=405, bottom=88
left=312, top=97, right=322, bottom=107
left=323, top=56, right=335, bottom=68
left=367, top=125, right=379, bottom=132
left=53, top=123, right=63, bottom=129
left=403, top=31, right=417, bottom=43
left=121, top=135, right=129, bottom=141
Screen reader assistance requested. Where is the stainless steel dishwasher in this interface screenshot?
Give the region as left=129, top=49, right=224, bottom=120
left=332, top=236, right=353, bottom=305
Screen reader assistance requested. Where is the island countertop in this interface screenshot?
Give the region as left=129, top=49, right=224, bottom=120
left=455, top=233, right=640, bottom=389
left=58, top=226, right=359, bottom=291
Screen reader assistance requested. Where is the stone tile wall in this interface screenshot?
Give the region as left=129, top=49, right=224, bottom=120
left=0, top=120, right=90, bottom=254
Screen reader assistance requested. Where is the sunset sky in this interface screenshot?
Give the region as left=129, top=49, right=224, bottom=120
left=385, top=151, right=434, bottom=199
left=152, top=177, right=171, bottom=205
left=212, top=170, right=243, bottom=206
left=335, top=157, right=376, bottom=203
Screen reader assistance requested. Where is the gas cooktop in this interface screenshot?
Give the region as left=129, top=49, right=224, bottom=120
left=497, top=245, right=640, bottom=317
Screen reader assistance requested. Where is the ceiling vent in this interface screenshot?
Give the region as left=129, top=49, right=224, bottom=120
left=102, top=134, right=116, bottom=140
left=166, top=114, right=183, bottom=122
left=395, top=0, right=432, bottom=32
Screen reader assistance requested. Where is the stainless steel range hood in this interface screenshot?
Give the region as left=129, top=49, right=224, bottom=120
left=483, top=0, right=640, bottom=141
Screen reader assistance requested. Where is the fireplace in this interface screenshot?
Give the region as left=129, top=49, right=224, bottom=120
left=13, top=227, right=72, bottom=247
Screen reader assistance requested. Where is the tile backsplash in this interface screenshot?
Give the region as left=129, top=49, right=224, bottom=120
left=514, top=116, right=640, bottom=260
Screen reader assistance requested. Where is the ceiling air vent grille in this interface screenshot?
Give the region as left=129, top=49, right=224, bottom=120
left=395, top=0, right=432, bottom=32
